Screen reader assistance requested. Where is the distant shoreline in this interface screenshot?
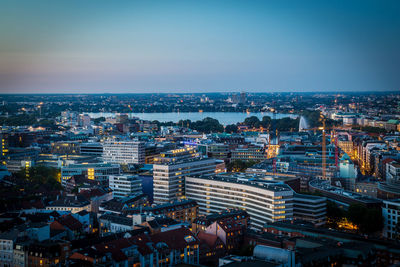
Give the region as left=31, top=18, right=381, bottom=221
left=87, top=111, right=299, bottom=125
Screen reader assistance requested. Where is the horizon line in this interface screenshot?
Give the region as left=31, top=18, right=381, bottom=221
left=0, top=90, right=399, bottom=95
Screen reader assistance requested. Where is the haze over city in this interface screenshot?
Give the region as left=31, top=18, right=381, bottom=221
left=1, top=0, right=400, bottom=93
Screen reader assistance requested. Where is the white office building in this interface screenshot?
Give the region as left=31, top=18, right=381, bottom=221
left=185, top=173, right=294, bottom=230
left=153, top=147, right=217, bottom=204
left=109, top=175, right=142, bottom=198
left=383, top=199, right=400, bottom=239
left=102, top=140, right=145, bottom=164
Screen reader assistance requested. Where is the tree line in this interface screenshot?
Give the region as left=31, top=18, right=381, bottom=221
left=153, top=115, right=300, bottom=134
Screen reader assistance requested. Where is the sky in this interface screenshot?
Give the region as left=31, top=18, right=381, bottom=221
left=0, top=0, right=399, bottom=94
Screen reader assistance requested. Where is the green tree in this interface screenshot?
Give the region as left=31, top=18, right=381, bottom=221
left=190, top=117, right=224, bottom=133
left=16, top=166, right=62, bottom=190
left=93, top=117, right=106, bottom=123
left=227, top=160, right=257, bottom=172
left=275, top=117, right=299, bottom=131
left=261, top=116, right=272, bottom=128
left=244, top=116, right=261, bottom=128
left=326, top=200, right=345, bottom=227
left=346, top=204, right=383, bottom=234
left=301, top=110, right=321, bottom=128
left=347, top=204, right=365, bottom=227
left=225, top=124, right=238, bottom=133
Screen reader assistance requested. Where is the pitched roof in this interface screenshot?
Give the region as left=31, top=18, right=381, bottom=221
left=197, top=231, right=219, bottom=248
left=50, top=221, right=66, bottom=231
left=57, top=214, right=83, bottom=231
left=48, top=195, right=90, bottom=208
left=146, top=216, right=178, bottom=229
left=79, top=188, right=109, bottom=199
left=194, top=209, right=249, bottom=226
left=99, top=214, right=132, bottom=227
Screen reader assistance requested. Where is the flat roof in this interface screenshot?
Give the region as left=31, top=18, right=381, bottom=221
left=188, top=173, right=292, bottom=193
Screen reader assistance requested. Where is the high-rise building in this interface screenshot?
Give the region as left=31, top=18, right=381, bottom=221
left=102, top=140, right=145, bottom=165
left=185, top=173, right=294, bottom=230
left=109, top=175, right=142, bottom=198
left=153, top=147, right=216, bottom=204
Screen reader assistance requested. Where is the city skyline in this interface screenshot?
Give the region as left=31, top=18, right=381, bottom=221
left=1, top=0, right=400, bottom=93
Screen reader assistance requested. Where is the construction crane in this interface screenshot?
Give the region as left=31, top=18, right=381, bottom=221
left=267, top=110, right=280, bottom=160
left=305, top=115, right=340, bottom=180
left=321, top=115, right=327, bottom=180
left=331, top=129, right=339, bottom=168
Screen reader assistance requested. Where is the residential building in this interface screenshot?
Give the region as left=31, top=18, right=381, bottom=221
left=197, top=231, right=226, bottom=266
left=46, top=195, right=91, bottom=213
left=150, top=227, right=200, bottom=265
left=0, top=229, right=18, bottom=267
left=203, top=218, right=246, bottom=251
left=99, top=194, right=148, bottom=215
left=99, top=214, right=133, bottom=234
left=13, top=241, right=30, bottom=267
left=27, top=241, right=70, bottom=267
left=192, top=209, right=249, bottom=233
left=127, top=199, right=198, bottom=223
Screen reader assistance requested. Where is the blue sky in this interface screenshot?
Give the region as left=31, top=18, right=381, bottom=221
left=0, top=0, right=399, bottom=93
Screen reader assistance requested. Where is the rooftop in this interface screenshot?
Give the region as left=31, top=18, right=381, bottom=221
left=99, top=214, right=132, bottom=227
left=309, top=179, right=381, bottom=204
left=188, top=173, right=293, bottom=193
left=47, top=195, right=90, bottom=208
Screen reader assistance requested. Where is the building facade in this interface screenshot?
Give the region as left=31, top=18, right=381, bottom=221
left=185, top=173, right=293, bottom=230
left=383, top=199, right=400, bottom=239
left=153, top=147, right=216, bottom=204
left=61, top=163, right=120, bottom=186
left=293, top=193, right=326, bottom=226
left=102, top=140, right=145, bottom=164
left=109, top=175, right=142, bottom=198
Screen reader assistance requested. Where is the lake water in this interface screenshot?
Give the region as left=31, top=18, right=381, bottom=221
left=87, top=112, right=298, bottom=125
